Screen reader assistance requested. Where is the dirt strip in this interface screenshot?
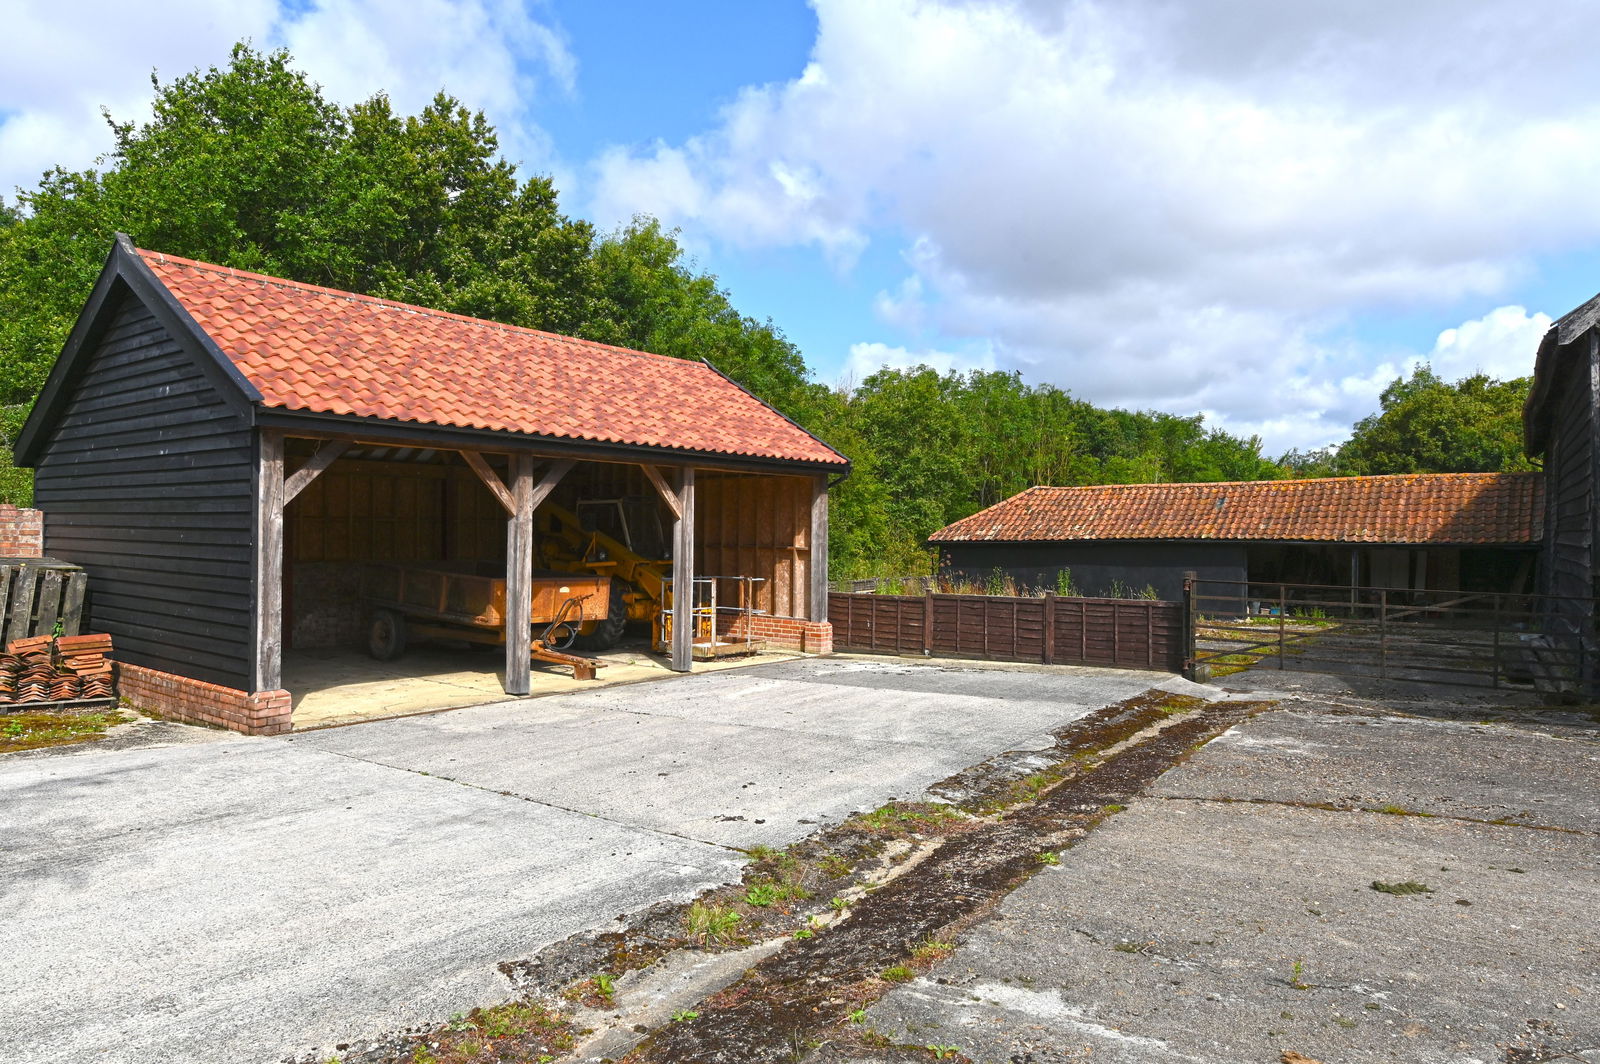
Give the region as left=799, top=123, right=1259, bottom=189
left=622, top=698, right=1272, bottom=1063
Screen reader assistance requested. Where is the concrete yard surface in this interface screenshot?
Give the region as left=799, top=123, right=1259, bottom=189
left=0, top=656, right=1171, bottom=1064
left=837, top=696, right=1600, bottom=1064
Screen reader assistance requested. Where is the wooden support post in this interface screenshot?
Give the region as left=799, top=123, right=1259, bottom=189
left=670, top=467, right=696, bottom=672
left=1042, top=591, right=1056, bottom=665
left=505, top=454, right=535, bottom=696
left=924, top=592, right=935, bottom=657
left=809, top=475, right=829, bottom=623
left=254, top=430, right=285, bottom=692
left=283, top=440, right=352, bottom=504
left=1182, top=571, right=1198, bottom=680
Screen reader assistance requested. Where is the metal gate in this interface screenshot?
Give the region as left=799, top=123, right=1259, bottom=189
left=1189, top=579, right=1593, bottom=692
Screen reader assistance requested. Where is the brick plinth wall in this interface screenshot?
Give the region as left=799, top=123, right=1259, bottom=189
left=118, top=663, right=292, bottom=736
left=0, top=504, right=43, bottom=557
left=717, top=613, right=832, bottom=655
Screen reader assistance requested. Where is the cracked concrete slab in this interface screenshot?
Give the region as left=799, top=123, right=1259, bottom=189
left=1148, top=706, right=1600, bottom=832
left=1, top=656, right=1166, bottom=1064
left=842, top=703, right=1600, bottom=1064
left=290, top=658, right=1169, bottom=848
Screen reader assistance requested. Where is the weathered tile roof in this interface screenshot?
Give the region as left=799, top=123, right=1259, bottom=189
left=137, top=249, right=847, bottom=466
left=929, top=473, right=1544, bottom=546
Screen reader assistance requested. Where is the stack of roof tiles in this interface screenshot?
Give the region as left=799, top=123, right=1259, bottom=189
left=0, top=633, right=115, bottom=706
left=139, top=249, right=849, bottom=467
left=929, top=473, right=1544, bottom=546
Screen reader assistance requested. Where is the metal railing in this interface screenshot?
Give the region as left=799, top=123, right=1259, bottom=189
left=1185, top=577, right=1594, bottom=692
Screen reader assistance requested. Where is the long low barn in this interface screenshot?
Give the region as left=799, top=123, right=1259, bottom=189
left=17, top=235, right=848, bottom=734
left=928, top=473, right=1544, bottom=602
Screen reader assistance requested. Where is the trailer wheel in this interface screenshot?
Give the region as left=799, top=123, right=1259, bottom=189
left=367, top=609, right=408, bottom=661
left=576, top=583, right=628, bottom=651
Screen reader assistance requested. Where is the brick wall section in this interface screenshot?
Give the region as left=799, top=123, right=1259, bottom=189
left=717, top=613, right=833, bottom=655
left=0, top=504, right=43, bottom=558
left=118, top=662, right=292, bottom=736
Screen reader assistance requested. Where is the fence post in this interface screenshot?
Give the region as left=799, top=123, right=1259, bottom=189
left=1492, top=592, right=1501, bottom=690
left=1278, top=583, right=1286, bottom=670
left=923, top=592, right=934, bottom=657
left=1043, top=591, right=1056, bottom=665
left=1182, top=572, right=1197, bottom=680
left=1379, top=588, right=1388, bottom=679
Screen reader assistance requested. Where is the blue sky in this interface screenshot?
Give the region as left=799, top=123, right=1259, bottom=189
left=7, top=0, right=1600, bottom=454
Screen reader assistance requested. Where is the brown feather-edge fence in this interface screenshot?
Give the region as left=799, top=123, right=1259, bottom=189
left=827, top=591, right=1184, bottom=673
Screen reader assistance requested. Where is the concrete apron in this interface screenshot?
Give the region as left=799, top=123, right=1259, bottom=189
left=838, top=698, right=1600, bottom=1064
left=0, top=656, right=1178, bottom=1064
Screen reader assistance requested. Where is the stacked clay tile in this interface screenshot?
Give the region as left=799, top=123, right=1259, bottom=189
left=57, top=634, right=115, bottom=700
left=0, top=633, right=115, bottom=707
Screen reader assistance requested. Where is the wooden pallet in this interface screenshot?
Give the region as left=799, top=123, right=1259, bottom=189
left=0, top=696, right=117, bottom=715
left=0, top=560, right=87, bottom=645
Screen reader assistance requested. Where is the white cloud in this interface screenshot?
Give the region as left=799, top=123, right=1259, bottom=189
left=844, top=341, right=995, bottom=387
left=1425, top=305, right=1551, bottom=383
left=0, top=0, right=570, bottom=200
left=588, top=0, right=1600, bottom=451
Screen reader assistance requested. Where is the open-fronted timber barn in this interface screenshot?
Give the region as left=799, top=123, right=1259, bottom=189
left=16, top=236, right=846, bottom=734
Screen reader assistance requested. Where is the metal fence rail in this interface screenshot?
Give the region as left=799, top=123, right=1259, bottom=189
left=1188, top=578, right=1594, bottom=691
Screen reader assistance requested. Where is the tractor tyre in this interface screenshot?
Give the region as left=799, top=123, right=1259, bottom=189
left=575, top=583, right=629, bottom=652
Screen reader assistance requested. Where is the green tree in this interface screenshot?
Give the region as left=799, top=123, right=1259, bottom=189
left=1332, top=366, right=1533, bottom=475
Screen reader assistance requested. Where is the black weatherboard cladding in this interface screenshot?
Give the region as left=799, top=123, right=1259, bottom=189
left=31, top=290, right=255, bottom=688
left=1538, top=335, right=1598, bottom=641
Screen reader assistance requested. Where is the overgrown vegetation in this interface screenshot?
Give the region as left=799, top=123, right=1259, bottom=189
left=0, top=44, right=1535, bottom=583
left=0, top=709, right=123, bottom=754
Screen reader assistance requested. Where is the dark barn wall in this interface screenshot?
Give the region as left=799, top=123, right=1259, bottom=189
left=938, top=541, right=1247, bottom=601
left=32, top=291, right=256, bottom=688
left=1539, top=337, right=1597, bottom=642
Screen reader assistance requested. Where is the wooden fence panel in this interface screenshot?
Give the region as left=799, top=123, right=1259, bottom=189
left=828, top=591, right=1183, bottom=673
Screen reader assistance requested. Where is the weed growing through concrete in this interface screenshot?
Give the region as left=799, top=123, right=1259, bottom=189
left=926, top=1045, right=964, bottom=1059
left=881, top=965, right=915, bottom=983
left=670, top=1010, right=699, bottom=1022
left=819, top=854, right=853, bottom=878
left=849, top=802, right=965, bottom=837
left=684, top=901, right=743, bottom=946
left=1289, top=958, right=1311, bottom=990
left=1376, top=803, right=1432, bottom=817
left=0, top=709, right=123, bottom=754
left=1371, top=880, right=1434, bottom=895
left=911, top=939, right=954, bottom=964
left=1036, top=851, right=1061, bottom=865
left=394, top=999, right=575, bottom=1063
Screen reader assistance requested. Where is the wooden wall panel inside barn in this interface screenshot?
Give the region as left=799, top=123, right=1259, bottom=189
left=31, top=290, right=256, bottom=688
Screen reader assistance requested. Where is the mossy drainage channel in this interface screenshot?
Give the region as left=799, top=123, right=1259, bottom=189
left=623, top=696, right=1271, bottom=1064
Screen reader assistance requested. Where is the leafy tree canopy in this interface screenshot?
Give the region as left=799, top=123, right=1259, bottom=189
left=1316, top=366, right=1533, bottom=476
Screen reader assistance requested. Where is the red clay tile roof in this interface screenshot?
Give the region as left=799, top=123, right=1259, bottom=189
left=137, top=249, right=847, bottom=466
left=929, top=473, right=1544, bottom=546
